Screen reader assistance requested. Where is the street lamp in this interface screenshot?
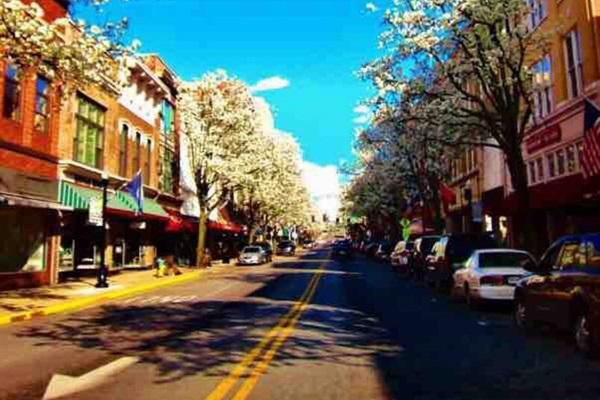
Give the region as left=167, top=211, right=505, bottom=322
left=463, top=179, right=473, bottom=234
left=96, top=171, right=109, bottom=288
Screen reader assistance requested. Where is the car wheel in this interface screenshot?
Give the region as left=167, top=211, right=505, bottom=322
left=514, top=298, right=534, bottom=332
left=574, top=312, right=596, bottom=357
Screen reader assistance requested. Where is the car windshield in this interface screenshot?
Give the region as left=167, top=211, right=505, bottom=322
left=479, top=252, right=532, bottom=268
left=420, top=237, right=440, bottom=254
left=243, top=247, right=261, bottom=253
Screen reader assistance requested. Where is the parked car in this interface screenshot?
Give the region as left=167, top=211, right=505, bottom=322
left=255, top=242, right=273, bottom=262
left=375, top=241, right=394, bottom=263
left=514, top=233, right=600, bottom=356
left=276, top=240, right=296, bottom=256
left=302, top=239, right=315, bottom=249
left=390, top=240, right=414, bottom=273
left=453, top=249, right=534, bottom=309
left=332, top=239, right=352, bottom=260
left=425, top=233, right=498, bottom=291
left=410, top=235, right=441, bottom=281
left=238, top=246, right=268, bottom=265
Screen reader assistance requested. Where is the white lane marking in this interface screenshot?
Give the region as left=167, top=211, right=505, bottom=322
left=43, top=357, right=139, bottom=400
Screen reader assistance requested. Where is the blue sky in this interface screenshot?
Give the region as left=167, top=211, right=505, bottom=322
left=76, top=0, right=381, bottom=169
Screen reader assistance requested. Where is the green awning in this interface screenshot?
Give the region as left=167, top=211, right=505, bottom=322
left=114, top=191, right=169, bottom=219
left=59, top=182, right=168, bottom=219
left=59, top=181, right=132, bottom=213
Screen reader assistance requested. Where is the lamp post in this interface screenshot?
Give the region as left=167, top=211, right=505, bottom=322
left=463, top=179, right=473, bottom=234
left=96, top=171, right=109, bottom=288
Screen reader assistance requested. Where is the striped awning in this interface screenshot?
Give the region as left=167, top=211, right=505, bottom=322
left=59, top=182, right=168, bottom=220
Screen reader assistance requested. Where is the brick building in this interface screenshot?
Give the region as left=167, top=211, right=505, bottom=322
left=0, top=0, right=70, bottom=289
left=445, top=0, right=600, bottom=253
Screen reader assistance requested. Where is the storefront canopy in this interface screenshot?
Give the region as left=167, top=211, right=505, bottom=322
left=59, top=182, right=169, bottom=220
left=208, top=206, right=244, bottom=233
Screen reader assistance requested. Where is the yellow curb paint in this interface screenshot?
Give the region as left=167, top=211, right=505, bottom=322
left=203, top=263, right=325, bottom=400
left=231, top=269, right=323, bottom=400
left=0, top=271, right=206, bottom=328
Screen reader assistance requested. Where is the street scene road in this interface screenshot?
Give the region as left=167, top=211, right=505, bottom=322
left=1, top=247, right=599, bottom=400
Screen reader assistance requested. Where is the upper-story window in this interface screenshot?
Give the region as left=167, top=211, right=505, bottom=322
left=74, top=95, right=106, bottom=169
left=532, top=55, right=553, bottom=119
left=119, top=124, right=129, bottom=177
left=144, top=138, right=151, bottom=185
left=134, top=131, right=142, bottom=173
left=159, top=145, right=175, bottom=193
left=161, top=100, right=175, bottom=135
left=34, top=76, right=51, bottom=133
left=527, top=0, right=547, bottom=30
left=3, top=63, right=21, bottom=121
left=564, top=29, right=583, bottom=99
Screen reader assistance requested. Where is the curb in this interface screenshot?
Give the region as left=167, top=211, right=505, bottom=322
left=0, top=270, right=207, bottom=327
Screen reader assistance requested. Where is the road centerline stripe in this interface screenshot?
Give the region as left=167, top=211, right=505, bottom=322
left=203, top=262, right=326, bottom=400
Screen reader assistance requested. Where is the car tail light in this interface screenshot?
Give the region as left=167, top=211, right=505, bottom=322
left=480, top=275, right=505, bottom=286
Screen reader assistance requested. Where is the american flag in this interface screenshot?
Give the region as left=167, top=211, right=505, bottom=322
left=582, top=99, right=600, bottom=179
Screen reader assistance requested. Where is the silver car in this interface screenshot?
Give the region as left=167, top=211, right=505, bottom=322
left=238, top=246, right=267, bottom=265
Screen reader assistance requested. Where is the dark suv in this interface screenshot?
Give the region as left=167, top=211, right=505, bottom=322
left=410, top=235, right=440, bottom=281
left=514, top=233, right=600, bottom=356
left=425, top=233, right=497, bottom=290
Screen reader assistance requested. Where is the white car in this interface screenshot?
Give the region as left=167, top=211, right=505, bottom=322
left=238, top=246, right=268, bottom=265
left=453, top=249, right=535, bottom=308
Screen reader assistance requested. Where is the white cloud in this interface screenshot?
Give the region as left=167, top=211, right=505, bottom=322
left=353, top=105, right=370, bottom=114
left=365, top=3, right=378, bottom=12
left=250, top=76, right=290, bottom=93
left=353, top=115, right=370, bottom=125
left=302, top=162, right=341, bottom=221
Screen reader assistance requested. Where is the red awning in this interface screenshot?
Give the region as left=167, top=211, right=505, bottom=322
left=208, top=206, right=244, bottom=233
left=165, top=210, right=197, bottom=233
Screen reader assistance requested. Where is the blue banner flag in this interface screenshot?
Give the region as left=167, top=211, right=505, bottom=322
left=125, top=170, right=144, bottom=215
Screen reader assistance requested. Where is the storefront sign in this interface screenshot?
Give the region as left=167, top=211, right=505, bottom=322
left=88, top=197, right=103, bottom=226
left=525, top=126, right=561, bottom=154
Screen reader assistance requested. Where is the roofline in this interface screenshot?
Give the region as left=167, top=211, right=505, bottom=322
left=137, top=53, right=179, bottom=80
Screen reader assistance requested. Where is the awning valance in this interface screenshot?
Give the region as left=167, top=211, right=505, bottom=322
left=59, top=182, right=169, bottom=220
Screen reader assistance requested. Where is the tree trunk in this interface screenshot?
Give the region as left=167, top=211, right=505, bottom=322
left=506, top=148, right=536, bottom=252
left=248, top=226, right=257, bottom=244
left=195, top=209, right=209, bottom=268
left=427, top=176, right=445, bottom=234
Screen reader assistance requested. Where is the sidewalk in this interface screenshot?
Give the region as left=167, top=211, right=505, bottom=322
left=0, top=266, right=219, bottom=326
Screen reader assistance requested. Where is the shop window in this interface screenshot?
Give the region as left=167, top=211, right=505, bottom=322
left=119, top=124, right=129, bottom=177
left=566, top=145, right=576, bottom=173
left=3, top=62, right=21, bottom=121
left=34, top=76, right=50, bottom=133
left=536, top=158, right=544, bottom=182
left=564, top=29, right=583, bottom=99
left=547, top=153, right=556, bottom=178
left=73, top=95, right=106, bottom=168
left=0, top=209, right=46, bottom=273
left=586, top=236, right=600, bottom=269
left=556, top=149, right=565, bottom=176
left=528, top=161, right=536, bottom=184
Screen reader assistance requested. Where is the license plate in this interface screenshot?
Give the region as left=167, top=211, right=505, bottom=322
left=507, top=277, right=520, bottom=285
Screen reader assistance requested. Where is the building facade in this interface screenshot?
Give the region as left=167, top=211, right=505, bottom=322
left=0, top=0, right=70, bottom=289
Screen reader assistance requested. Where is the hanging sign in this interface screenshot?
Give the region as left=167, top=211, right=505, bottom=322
left=88, top=197, right=103, bottom=226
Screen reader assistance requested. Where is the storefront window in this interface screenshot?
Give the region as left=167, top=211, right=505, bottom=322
left=536, top=158, right=544, bottom=182
left=566, top=145, right=576, bottom=173
left=556, top=149, right=565, bottom=176
left=547, top=153, right=555, bottom=178
left=0, top=208, right=46, bottom=273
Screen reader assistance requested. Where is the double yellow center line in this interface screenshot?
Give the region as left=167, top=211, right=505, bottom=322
left=204, top=264, right=326, bottom=400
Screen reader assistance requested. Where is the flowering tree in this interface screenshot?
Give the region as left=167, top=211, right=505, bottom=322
left=361, top=0, right=553, bottom=249
left=1, top=0, right=137, bottom=92
left=179, top=71, right=261, bottom=267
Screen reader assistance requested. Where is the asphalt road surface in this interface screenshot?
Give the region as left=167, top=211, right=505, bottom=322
left=1, top=247, right=599, bottom=400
